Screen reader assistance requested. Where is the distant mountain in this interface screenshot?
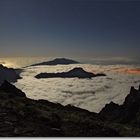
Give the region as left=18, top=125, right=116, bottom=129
left=30, top=58, right=79, bottom=66
left=35, top=67, right=106, bottom=79
left=0, top=65, right=21, bottom=84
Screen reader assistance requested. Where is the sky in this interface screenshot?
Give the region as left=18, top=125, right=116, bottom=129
left=0, top=0, right=140, bottom=61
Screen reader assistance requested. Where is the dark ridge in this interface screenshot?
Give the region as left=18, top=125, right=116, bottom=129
left=0, top=81, right=140, bottom=136
left=0, top=64, right=21, bottom=84
left=0, top=80, right=26, bottom=98
left=30, top=58, right=79, bottom=67
left=99, top=86, right=140, bottom=124
left=35, top=67, right=106, bottom=79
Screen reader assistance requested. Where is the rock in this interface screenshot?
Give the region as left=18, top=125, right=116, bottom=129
left=0, top=82, right=139, bottom=136
left=99, top=86, right=140, bottom=123
left=50, top=128, right=65, bottom=137
left=99, top=101, right=121, bottom=121
left=50, top=113, right=62, bottom=128
left=0, top=80, right=26, bottom=98
left=35, top=67, right=106, bottom=79
left=121, top=86, right=140, bottom=122
left=95, top=73, right=106, bottom=76
left=0, top=65, right=21, bottom=85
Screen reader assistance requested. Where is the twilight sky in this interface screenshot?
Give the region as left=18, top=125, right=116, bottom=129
left=0, top=0, right=140, bottom=60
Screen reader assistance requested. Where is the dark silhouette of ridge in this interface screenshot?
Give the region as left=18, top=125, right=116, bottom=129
left=0, top=81, right=140, bottom=136
left=30, top=58, right=79, bottom=67
left=35, top=67, right=106, bottom=79
left=99, top=85, right=140, bottom=124
left=0, top=65, right=21, bottom=84
left=0, top=80, right=26, bottom=98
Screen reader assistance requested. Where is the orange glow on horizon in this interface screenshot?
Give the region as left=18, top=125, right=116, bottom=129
left=113, top=68, right=140, bottom=75
left=125, top=69, right=140, bottom=74
left=87, top=67, right=140, bottom=75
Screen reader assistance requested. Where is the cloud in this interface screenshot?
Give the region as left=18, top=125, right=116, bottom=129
left=15, top=64, right=140, bottom=113
left=0, top=61, right=5, bottom=64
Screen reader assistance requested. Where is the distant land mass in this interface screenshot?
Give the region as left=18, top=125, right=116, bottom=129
left=0, top=81, right=140, bottom=136
left=0, top=65, right=21, bottom=84
left=35, top=67, right=106, bottom=79
left=30, top=58, right=79, bottom=67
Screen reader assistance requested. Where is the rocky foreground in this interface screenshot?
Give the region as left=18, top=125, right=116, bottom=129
left=0, top=81, right=140, bottom=137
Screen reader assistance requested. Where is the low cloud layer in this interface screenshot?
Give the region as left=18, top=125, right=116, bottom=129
left=15, top=64, right=140, bottom=113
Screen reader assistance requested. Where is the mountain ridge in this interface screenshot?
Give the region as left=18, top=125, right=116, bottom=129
left=30, top=58, right=79, bottom=67
left=0, top=81, right=140, bottom=136
left=0, top=65, right=21, bottom=84
left=35, top=67, right=106, bottom=79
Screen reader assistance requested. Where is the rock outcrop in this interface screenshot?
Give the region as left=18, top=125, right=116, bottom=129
left=35, top=67, right=106, bottom=79
left=99, top=86, right=140, bottom=124
left=0, top=80, right=26, bottom=98
left=0, top=65, right=21, bottom=85
left=30, top=58, right=79, bottom=66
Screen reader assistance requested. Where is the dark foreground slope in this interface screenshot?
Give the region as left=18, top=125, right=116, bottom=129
left=0, top=81, right=140, bottom=137
left=35, top=67, right=106, bottom=79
